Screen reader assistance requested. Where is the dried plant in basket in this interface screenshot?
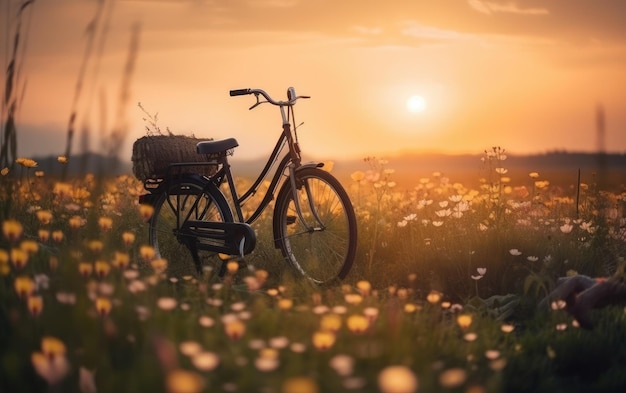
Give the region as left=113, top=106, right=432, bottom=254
left=132, top=103, right=218, bottom=181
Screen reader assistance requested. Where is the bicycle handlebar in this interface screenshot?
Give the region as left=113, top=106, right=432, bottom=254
left=229, top=88, right=250, bottom=97
left=229, top=87, right=310, bottom=108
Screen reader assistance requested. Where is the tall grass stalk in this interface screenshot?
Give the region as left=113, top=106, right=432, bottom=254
left=1, top=0, right=34, bottom=170
left=62, top=0, right=110, bottom=180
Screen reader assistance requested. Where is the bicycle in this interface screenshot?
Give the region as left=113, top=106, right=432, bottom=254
left=138, top=87, right=357, bottom=285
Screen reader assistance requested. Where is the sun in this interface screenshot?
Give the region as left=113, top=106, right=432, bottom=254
left=406, top=95, right=426, bottom=113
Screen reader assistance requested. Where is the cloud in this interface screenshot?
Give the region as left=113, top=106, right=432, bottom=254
left=468, top=0, right=549, bottom=15
left=401, top=22, right=475, bottom=42
left=352, top=26, right=383, bottom=36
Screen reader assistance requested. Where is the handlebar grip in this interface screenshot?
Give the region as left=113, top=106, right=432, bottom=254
left=229, top=88, right=250, bottom=96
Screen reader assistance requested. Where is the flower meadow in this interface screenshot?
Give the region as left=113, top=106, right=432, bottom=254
left=2, top=148, right=626, bottom=393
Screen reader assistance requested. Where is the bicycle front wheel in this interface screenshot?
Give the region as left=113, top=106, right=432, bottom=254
left=274, top=167, right=357, bottom=285
left=149, top=176, right=233, bottom=276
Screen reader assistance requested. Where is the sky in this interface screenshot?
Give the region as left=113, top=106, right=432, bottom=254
left=2, top=0, right=626, bottom=162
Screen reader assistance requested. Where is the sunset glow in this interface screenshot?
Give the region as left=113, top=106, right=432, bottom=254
left=2, top=0, right=626, bottom=161
left=406, top=95, right=427, bottom=114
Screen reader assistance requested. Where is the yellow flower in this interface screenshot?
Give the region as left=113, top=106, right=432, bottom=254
left=16, top=157, right=38, bottom=168
left=281, top=377, right=319, bottom=393
left=14, top=276, right=36, bottom=298
left=226, top=260, right=239, bottom=275
left=41, top=336, right=66, bottom=358
left=312, top=330, right=336, bottom=351
left=378, top=365, right=419, bottom=393
left=57, top=155, right=68, bottom=164
left=224, top=319, right=246, bottom=340
left=78, top=262, right=93, bottom=278
left=344, top=293, right=363, bottom=305
left=356, top=280, right=372, bottom=296
left=456, top=314, right=473, bottom=330
left=53, top=182, right=72, bottom=198
left=165, top=369, right=204, bottom=393
left=139, top=204, right=154, bottom=221
left=363, top=306, right=380, bottom=322
left=95, top=297, right=112, bottom=317
left=258, top=347, right=279, bottom=360
left=20, top=239, right=39, bottom=255
left=98, top=217, right=113, bottom=232
left=151, top=258, right=168, bottom=274
left=255, top=269, right=269, bottom=283
left=28, top=295, right=44, bottom=317
left=88, top=240, right=104, bottom=253
left=38, top=229, right=50, bottom=243
left=1, top=167, right=8, bottom=176
left=426, top=290, right=442, bottom=304
left=2, top=219, right=23, bottom=242
left=112, top=252, right=130, bottom=269
left=94, top=261, right=111, bottom=279
left=346, top=314, right=369, bottom=334
left=68, top=216, right=84, bottom=229
left=438, top=368, right=467, bottom=389
left=140, top=245, right=156, bottom=262
left=51, top=230, right=64, bottom=243
left=320, top=313, right=342, bottom=332
left=278, top=298, right=293, bottom=310
left=36, top=210, right=53, bottom=225
left=31, top=337, right=69, bottom=385
left=191, top=351, right=220, bottom=372
left=10, top=247, right=28, bottom=269
left=122, top=231, right=136, bottom=246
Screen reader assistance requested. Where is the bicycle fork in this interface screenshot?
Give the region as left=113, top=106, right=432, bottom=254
left=287, top=165, right=326, bottom=232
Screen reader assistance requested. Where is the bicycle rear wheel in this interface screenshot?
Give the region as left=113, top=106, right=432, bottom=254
left=274, top=167, right=357, bottom=285
left=149, top=176, right=233, bottom=276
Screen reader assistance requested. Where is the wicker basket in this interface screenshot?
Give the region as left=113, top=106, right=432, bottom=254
left=131, top=135, right=218, bottom=181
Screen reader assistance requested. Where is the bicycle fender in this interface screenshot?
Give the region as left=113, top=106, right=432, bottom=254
left=138, top=173, right=212, bottom=206
left=301, top=162, right=325, bottom=170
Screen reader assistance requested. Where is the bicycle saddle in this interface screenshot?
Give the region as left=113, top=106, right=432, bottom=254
left=197, top=138, right=239, bottom=155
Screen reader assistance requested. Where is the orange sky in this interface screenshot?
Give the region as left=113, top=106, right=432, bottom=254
left=3, top=0, right=626, bottom=162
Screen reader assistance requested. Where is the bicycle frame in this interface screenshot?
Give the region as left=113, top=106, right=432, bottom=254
left=209, top=90, right=322, bottom=227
